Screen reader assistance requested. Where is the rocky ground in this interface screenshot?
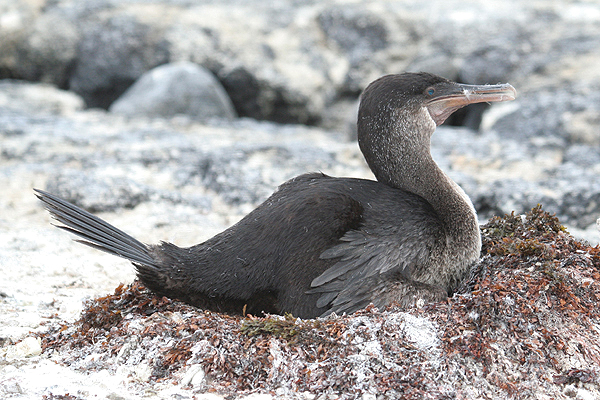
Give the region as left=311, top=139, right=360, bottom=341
left=1, top=0, right=600, bottom=399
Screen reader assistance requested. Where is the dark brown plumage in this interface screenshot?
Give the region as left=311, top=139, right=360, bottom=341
left=35, top=72, right=516, bottom=318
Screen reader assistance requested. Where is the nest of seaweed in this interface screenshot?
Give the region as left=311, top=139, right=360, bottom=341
left=39, top=206, right=600, bottom=399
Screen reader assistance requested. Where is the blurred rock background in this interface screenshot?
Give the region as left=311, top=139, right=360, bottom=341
left=2, top=0, right=600, bottom=239
left=1, top=0, right=600, bottom=398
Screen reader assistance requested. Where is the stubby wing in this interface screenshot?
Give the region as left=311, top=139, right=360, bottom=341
left=308, top=213, right=444, bottom=315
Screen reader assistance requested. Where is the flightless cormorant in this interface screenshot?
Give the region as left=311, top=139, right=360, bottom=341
left=36, top=72, right=516, bottom=318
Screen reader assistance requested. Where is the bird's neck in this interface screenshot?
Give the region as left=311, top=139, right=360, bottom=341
left=364, top=109, right=479, bottom=242
left=381, top=149, right=474, bottom=224
left=391, top=155, right=482, bottom=291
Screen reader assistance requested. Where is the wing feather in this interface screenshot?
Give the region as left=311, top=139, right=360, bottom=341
left=309, top=209, right=444, bottom=315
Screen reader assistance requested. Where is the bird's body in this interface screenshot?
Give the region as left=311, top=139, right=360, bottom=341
left=36, top=73, right=516, bottom=318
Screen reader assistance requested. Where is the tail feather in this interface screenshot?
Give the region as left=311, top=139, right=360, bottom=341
left=34, top=189, right=158, bottom=268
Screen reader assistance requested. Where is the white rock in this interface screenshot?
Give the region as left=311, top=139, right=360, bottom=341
left=180, top=364, right=206, bottom=387
left=194, top=394, right=224, bottom=400
left=132, top=362, right=153, bottom=382
left=4, top=337, right=42, bottom=360
left=576, top=388, right=597, bottom=400
left=240, top=393, right=273, bottom=400
left=2, top=365, right=18, bottom=374
left=401, top=313, right=440, bottom=351
left=0, top=81, right=84, bottom=115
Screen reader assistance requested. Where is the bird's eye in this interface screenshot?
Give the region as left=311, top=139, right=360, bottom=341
left=426, top=87, right=435, bottom=96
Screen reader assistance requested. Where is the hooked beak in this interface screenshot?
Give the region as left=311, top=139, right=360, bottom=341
left=426, top=82, right=517, bottom=126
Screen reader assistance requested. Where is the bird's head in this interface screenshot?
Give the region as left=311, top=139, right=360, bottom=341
left=357, top=72, right=516, bottom=185
left=358, top=72, right=516, bottom=128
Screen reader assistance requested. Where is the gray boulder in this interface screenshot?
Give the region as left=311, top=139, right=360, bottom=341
left=69, top=12, right=169, bottom=109
left=0, top=1, right=78, bottom=87
left=109, top=62, right=236, bottom=121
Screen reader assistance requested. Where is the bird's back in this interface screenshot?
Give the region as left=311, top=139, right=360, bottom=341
left=142, top=172, right=446, bottom=317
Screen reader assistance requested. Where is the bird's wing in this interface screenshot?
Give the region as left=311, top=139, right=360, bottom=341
left=308, top=214, right=443, bottom=315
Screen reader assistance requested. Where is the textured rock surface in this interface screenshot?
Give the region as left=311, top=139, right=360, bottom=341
left=1, top=0, right=600, bottom=398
